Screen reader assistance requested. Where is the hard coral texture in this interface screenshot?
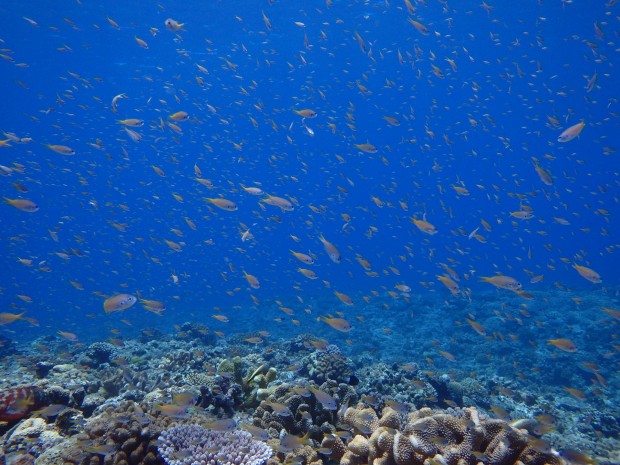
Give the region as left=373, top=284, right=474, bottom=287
left=340, top=405, right=563, bottom=465
left=158, top=425, right=272, bottom=465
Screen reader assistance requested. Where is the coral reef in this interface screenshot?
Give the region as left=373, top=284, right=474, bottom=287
left=253, top=380, right=357, bottom=441
left=335, top=404, right=564, bottom=465
left=302, top=346, right=357, bottom=385
left=158, top=425, right=272, bottom=465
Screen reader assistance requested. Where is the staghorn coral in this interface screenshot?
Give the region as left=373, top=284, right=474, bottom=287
left=337, top=404, right=564, bottom=465
left=158, top=425, right=272, bottom=465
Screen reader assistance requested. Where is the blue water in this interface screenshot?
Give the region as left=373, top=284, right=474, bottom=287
left=1, top=0, right=618, bottom=362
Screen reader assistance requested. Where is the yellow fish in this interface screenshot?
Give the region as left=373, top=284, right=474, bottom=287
left=319, top=316, right=352, bottom=332
left=572, top=264, right=601, bottom=284
left=557, top=122, right=585, bottom=142
left=205, top=198, right=238, bottom=211
left=4, top=198, right=39, bottom=212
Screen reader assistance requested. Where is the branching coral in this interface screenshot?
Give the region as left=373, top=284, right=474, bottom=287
left=158, top=425, right=272, bottom=465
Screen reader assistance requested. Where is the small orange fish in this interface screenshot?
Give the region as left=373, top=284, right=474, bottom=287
left=438, top=350, right=456, bottom=361
left=293, top=109, right=316, bottom=118
left=319, top=316, right=352, bottom=332
left=319, top=235, right=341, bottom=263
left=46, top=144, right=75, bottom=155
left=244, top=337, right=263, bottom=344
left=0, top=312, right=26, bottom=325
left=169, top=111, right=189, bottom=121
left=243, top=271, right=260, bottom=289
left=212, top=314, right=229, bottom=323
left=601, top=307, right=620, bottom=320
left=354, top=143, right=378, bottom=154
left=557, top=121, right=585, bottom=143
left=103, top=294, right=137, bottom=314
left=548, top=338, right=577, bottom=353
left=437, top=275, right=460, bottom=296
left=465, top=318, right=486, bottom=336
left=4, top=198, right=39, bottom=212
left=205, top=197, right=238, bottom=211
left=412, top=217, right=437, bottom=235
left=572, top=264, right=601, bottom=284
left=298, top=268, right=318, bottom=279
left=57, top=330, right=78, bottom=341
left=291, top=250, right=314, bottom=264
left=562, top=387, right=586, bottom=400
left=334, top=291, right=353, bottom=306
left=480, top=275, right=522, bottom=291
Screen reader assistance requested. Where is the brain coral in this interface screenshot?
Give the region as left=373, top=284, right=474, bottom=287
left=158, top=425, right=272, bottom=465
left=337, top=404, right=564, bottom=465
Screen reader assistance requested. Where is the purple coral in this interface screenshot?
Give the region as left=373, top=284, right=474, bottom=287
left=158, top=425, right=272, bottom=465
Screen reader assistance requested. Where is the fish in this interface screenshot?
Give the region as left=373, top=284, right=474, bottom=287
left=480, top=275, right=522, bottom=291
left=354, top=143, right=378, bottom=154
left=412, top=217, right=437, bottom=235
left=293, top=109, right=316, bottom=118
left=0, top=312, right=26, bottom=325
left=164, top=18, right=184, bottom=32
left=205, top=418, right=237, bottom=431
left=319, top=316, right=352, bottom=332
left=261, top=194, right=294, bottom=211
left=154, top=404, right=188, bottom=418
left=32, top=404, right=68, bottom=418
left=408, top=18, right=430, bottom=35
left=140, top=299, right=165, bottom=313
left=334, top=291, right=353, bottom=306
left=117, top=118, right=144, bottom=127
left=103, top=294, right=137, bottom=314
left=318, top=235, right=341, bottom=263
left=0, top=385, right=44, bottom=421
left=57, top=330, right=78, bottom=341
left=572, top=264, right=601, bottom=284
left=291, top=251, right=314, bottom=264
left=169, top=111, right=189, bottom=121
left=242, top=424, right=269, bottom=441
left=46, top=144, right=75, bottom=155
left=298, top=268, right=318, bottom=279
left=562, top=387, right=586, bottom=400
left=308, top=386, right=338, bottom=410
left=4, top=197, right=39, bottom=212
left=437, top=275, right=460, bottom=296
left=465, top=318, right=486, bottom=336
left=548, top=338, right=577, bottom=353
left=265, top=401, right=292, bottom=417
left=278, top=432, right=311, bottom=453
left=243, top=271, right=260, bottom=289
left=557, top=122, right=585, bottom=142
left=510, top=210, right=535, bottom=220
left=205, top=197, right=238, bottom=211
left=240, top=185, right=264, bottom=195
